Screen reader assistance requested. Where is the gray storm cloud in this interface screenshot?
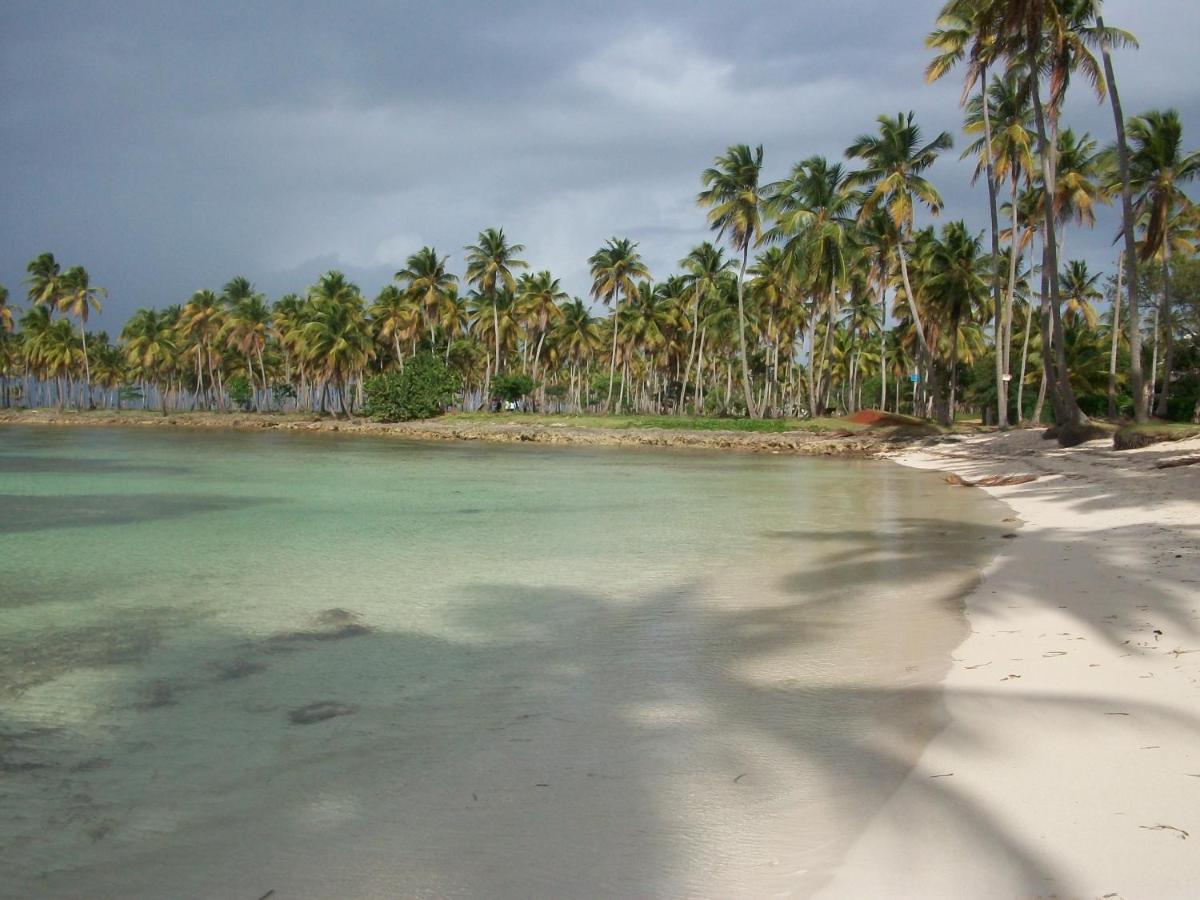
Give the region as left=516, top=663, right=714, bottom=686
left=1, top=0, right=1196, bottom=327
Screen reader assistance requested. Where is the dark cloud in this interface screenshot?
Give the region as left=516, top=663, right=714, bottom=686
left=1, top=0, right=1196, bottom=327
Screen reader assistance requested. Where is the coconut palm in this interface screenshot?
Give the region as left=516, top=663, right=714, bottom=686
left=56, top=266, right=105, bottom=407
left=847, top=113, right=953, bottom=367
left=698, top=143, right=767, bottom=417
left=181, top=289, right=225, bottom=409
left=516, top=270, right=567, bottom=381
left=924, top=221, right=990, bottom=421
left=25, top=252, right=61, bottom=309
left=221, top=277, right=272, bottom=412
left=122, top=308, right=178, bottom=414
left=302, top=271, right=374, bottom=418
left=589, top=237, right=650, bottom=412
left=677, top=243, right=733, bottom=413
left=396, top=247, right=458, bottom=341
left=765, top=155, right=859, bottom=415
left=1123, top=109, right=1200, bottom=415
left=464, top=229, right=527, bottom=380
left=370, top=285, right=420, bottom=371
left=0, top=284, right=14, bottom=334
left=1060, top=260, right=1102, bottom=329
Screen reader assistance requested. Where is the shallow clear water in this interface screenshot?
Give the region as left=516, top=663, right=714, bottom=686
left=0, top=426, right=1007, bottom=898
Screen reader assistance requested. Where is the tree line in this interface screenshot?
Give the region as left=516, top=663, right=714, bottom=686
left=1, top=0, right=1197, bottom=431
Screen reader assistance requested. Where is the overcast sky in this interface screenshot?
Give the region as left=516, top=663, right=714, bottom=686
left=2, top=0, right=1197, bottom=328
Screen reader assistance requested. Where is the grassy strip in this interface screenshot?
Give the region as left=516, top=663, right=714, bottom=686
left=1113, top=421, right=1200, bottom=451
left=441, top=412, right=866, bottom=434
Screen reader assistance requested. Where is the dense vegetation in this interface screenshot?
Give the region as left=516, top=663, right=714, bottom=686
left=1, top=1, right=1197, bottom=436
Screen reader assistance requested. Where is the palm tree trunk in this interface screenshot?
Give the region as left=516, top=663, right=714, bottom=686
left=693, top=328, right=707, bottom=416
left=1098, top=16, right=1145, bottom=423
left=79, top=326, right=92, bottom=410
left=1003, top=177, right=1021, bottom=420
left=1108, top=251, right=1123, bottom=419
left=256, top=346, right=269, bottom=412
left=878, top=273, right=888, bottom=410
left=605, top=291, right=620, bottom=413
left=977, top=63, right=1007, bottom=428
left=1154, top=242, right=1174, bottom=417
left=734, top=245, right=759, bottom=418
left=1028, top=47, right=1086, bottom=428
left=1148, top=306, right=1160, bottom=409
left=1018, top=301, right=1033, bottom=423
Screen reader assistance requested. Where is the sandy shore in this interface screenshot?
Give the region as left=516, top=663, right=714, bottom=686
left=0, top=408, right=910, bottom=456
left=824, top=429, right=1200, bottom=899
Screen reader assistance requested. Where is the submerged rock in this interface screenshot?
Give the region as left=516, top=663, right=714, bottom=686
left=288, top=701, right=358, bottom=725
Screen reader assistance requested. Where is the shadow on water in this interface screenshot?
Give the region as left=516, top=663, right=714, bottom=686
left=3, top=507, right=1197, bottom=899
left=0, top=493, right=274, bottom=534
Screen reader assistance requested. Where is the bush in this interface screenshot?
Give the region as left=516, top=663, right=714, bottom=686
left=491, top=372, right=535, bottom=403
left=363, top=354, right=459, bottom=422
left=226, top=376, right=252, bottom=410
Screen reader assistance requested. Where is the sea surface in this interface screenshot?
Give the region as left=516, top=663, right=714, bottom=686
left=0, top=425, right=1007, bottom=898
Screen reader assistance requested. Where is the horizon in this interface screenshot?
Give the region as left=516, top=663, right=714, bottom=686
left=2, top=0, right=1198, bottom=329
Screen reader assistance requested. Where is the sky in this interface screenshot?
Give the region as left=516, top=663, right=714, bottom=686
left=2, top=0, right=1198, bottom=329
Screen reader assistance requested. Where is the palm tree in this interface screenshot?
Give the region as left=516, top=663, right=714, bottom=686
left=57, top=265, right=105, bottom=408
left=925, top=221, right=990, bottom=422
left=25, top=252, right=61, bottom=309
left=1092, top=7, right=1145, bottom=420
left=180, top=289, right=225, bottom=409
left=516, top=270, right=567, bottom=382
left=847, top=112, right=953, bottom=398
left=1124, top=109, right=1199, bottom=416
left=0, top=284, right=14, bottom=335
left=766, top=155, right=859, bottom=416
left=303, top=271, right=374, bottom=417
left=122, top=308, right=177, bottom=414
left=221, top=276, right=271, bottom=412
left=589, top=237, right=650, bottom=412
left=464, top=229, right=527, bottom=381
left=698, top=144, right=766, bottom=417
left=677, top=243, right=733, bottom=414
left=396, top=247, right=458, bottom=343
left=370, top=284, right=420, bottom=372
left=554, top=298, right=603, bottom=411
left=1060, top=260, right=1102, bottom=329
left=927, top=0, right=1009, bottom=424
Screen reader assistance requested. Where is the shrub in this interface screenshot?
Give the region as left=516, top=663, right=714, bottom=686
left=491, top=372, right=535, bottom=403
left=226, top=376, right=253, bottom=410
left=363, top=354, right=459, bottom=422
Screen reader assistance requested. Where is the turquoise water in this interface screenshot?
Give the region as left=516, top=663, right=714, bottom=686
left=0, top=426, right=1007, bottom=898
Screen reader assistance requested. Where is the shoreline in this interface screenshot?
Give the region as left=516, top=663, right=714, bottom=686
left=0, top=408, right=916, bottom=457
left=824, top=429, right=1200, bottom=898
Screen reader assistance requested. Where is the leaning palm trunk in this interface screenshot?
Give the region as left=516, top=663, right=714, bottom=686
left=79, top=327, right=92, bottom=410
left=1028, top=45, right=1086, bottom=429
left=977, top=62, right=1007, bottom=428
left=1098, top=15, right=1145, bottom=423
left=1004, top=177, right=1021, bottom=419
left=1108, top=251, right=1123, bottom=419
left=1154, top=243, right=1174, bottom=417
left=605, top=289, right=620, bottom=413
left=734, top=246, right=759, bottom=418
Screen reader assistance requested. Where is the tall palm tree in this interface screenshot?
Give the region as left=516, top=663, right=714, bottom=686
left=698, top=144, right=766, bottom=417
left=928, top=0, right=1009, bottom=424
left=122, top=308, right=178, bottom=414
left=589, top=237, right=650, bottom=412
left=1124, top=109, right=1199, bottom=416
left=553, top=298, right=603, bottom=411
left=516, top=270, right=567, bottom=381
left=766, top=155, right=859, bottom=416
left=25, top=252, right=61, bottom=309
left=1092, top=7, right=1145, bottom=420
left=925, top=221, right=990, bottom=422
left=464, top=229, right=527, bottom=380
left=677, top=242, right=733, bottom=414
left=847, top=113, right=953, bottom=374
left=396, top=247, right=458, bottom=342
left=0, top=284, right=14, bottom=335
left=180, top=289, right=224, bottom=409
left=221, top=276, right=271, bottom=412
left=1059, top=260, right=1102, bottom=329
left=303, top=271, right=374, bottom=417
left=370, top=284, right=420, bottom=371
left=57, top=265, right=105, bottom=407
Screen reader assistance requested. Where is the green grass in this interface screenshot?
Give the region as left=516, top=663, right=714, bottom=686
left=1113, top=421, right=1200, bottom=450
left=443, top=411, right=865, bottom=434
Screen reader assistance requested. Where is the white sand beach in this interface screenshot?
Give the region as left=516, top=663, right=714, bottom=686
left=824, top=430, right=1200, bottom=899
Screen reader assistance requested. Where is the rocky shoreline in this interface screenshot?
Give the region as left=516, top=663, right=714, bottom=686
left=0, top=409, right=917, bottom=456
